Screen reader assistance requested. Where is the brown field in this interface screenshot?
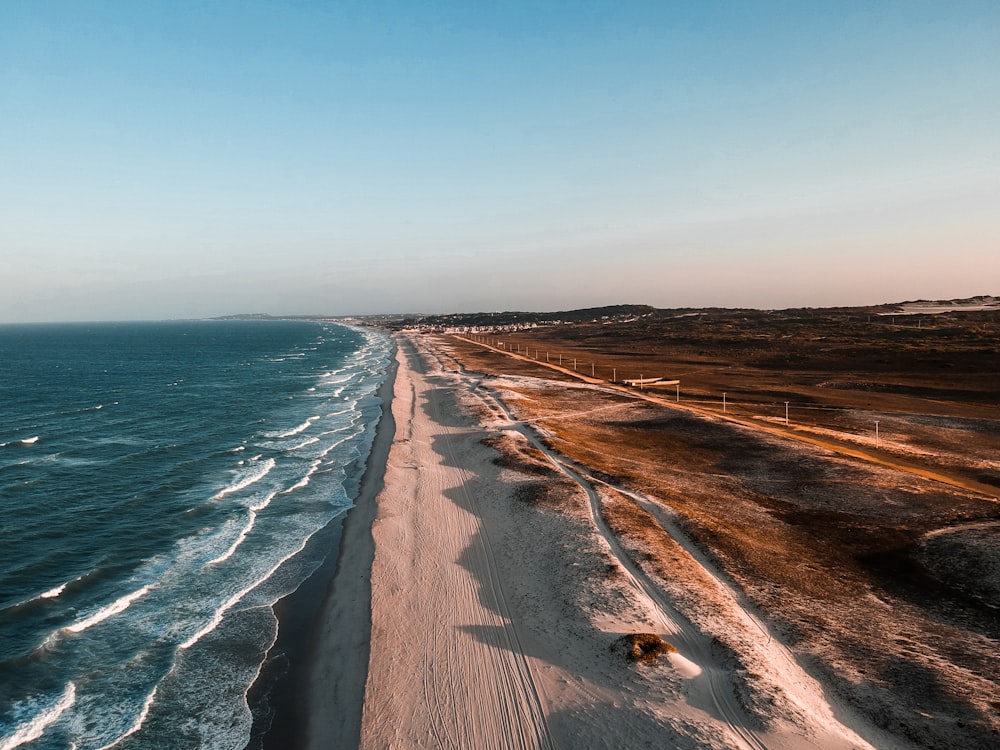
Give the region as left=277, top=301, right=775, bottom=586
left=432, top=308, right=1000, bottom=748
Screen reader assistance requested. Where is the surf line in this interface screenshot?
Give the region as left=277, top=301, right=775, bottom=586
left=0, top=682, right=76, bottom=750
left=211, top=458, right=276, bottom=501
left=65, top=585, right=152, bottom=634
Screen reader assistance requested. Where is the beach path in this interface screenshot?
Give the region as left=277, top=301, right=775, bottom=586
left=358, top=336, right=554, bottom=749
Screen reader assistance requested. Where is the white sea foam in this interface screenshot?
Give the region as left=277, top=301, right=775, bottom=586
left=250, top=490, right=278, bottom=513
left=94, top=685, right=157, bottom=750
left=20, top=436, right=39, bottom=445
left=317, top=433, right=357, bottom=460
left=230, top=445, right=246, bottom=453
left=0, top=682, right=76, bottom=750
left=287, top=436, right=320, bottom=451
left=66, top=585, right=152, bottom=634
left=207, top=488, right=281, bottom=566
left=178, top=585, right=248, bottom=650
left=40, top=582, right=68, bottom=599
left=274, top=416, right=319, bottom=438
left=0, top=579, right=71, bottom=615
left=209, top=514, right=254, bottom=566
left=211, top=458, right=275, bottom=501
left=281, top=460, right=321, bottom=494
left=181, top=521, right=319, bottom=650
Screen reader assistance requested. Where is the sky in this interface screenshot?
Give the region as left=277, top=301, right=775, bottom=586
left=2, top=1, right=998, bottom=322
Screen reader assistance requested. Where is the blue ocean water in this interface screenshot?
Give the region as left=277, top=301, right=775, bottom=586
left=0, top=320, right=392, bottom=749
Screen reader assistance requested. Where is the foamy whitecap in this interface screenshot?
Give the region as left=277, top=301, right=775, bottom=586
left=179, top=585, right=248, bottom=650
left=274, top=416, right=320, bottom=438
left=94, top=685, right=157, bottom=750
left=0, top=682, right=75, bottom=750
left=250, top=490, right=278, bottom=513
left=287, top=436, right=320, bottom=451
left=20, top=436, right=39, bottom=445
left=211, top=458, right=276, bottom=501
left=66, top=585, right=152, bottom=634
left=281, top=460, right=322, bottom=495
left=40, top=582, right=68, bottom=600
left=317, top=433, right=359, bottom=460
left=181, top=512, right=324, bottom=651
left=207, top=487, right=280, bottom=566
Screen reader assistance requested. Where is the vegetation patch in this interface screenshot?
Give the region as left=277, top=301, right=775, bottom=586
left=481, top=433, right=559, bottom=477
left=435, top=311, right=1000, bottom=746
left=614, top=632, right=677, bottom=664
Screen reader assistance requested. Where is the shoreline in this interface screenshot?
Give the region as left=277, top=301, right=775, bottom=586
left=251, top=338, right=398, bottom=750
left=300, top=340, right=399, bottom=749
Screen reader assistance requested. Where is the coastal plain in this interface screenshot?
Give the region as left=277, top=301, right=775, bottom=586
left=308, top=304, right=999, bottom=749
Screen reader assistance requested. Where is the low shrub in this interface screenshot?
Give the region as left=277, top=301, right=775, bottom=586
left=614, top=632, right=677, bottom=664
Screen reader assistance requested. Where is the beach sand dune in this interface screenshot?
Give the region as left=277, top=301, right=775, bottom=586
left=308, top=333, right=885, bottom=749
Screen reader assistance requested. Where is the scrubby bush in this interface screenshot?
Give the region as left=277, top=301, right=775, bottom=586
left=615, top=633, right=677, bottom=664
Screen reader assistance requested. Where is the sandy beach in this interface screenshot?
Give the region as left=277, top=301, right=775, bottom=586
left=301, top=331, right=915, bottom=749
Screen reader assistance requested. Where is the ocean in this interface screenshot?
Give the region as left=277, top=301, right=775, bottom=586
left=0, top=320, right=393, bottom=749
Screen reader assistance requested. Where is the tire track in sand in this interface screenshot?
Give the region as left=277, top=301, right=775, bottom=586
left=362, top=335, right=554, bottom=750
left=425, top=333, right=878, bottom=748
left=470, top=382, right=769, bottom=750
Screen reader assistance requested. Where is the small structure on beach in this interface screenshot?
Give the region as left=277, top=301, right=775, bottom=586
left=622, top=376, right=664, bottom=386
left=622, top=377, right=681, bottom=388
left=648, top=379, right=681, bottom=388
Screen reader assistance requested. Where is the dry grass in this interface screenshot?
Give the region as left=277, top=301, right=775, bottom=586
left=440, top=337, right=580, bottom=382
left=481, top=433, right=559, bottom=477
left=479, top=431, right=584, bottom=516
left=434, top=329, right=1000, bottom=747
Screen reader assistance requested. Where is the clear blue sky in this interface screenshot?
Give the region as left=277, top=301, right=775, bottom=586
left=2, top=1, right=998, bottom=321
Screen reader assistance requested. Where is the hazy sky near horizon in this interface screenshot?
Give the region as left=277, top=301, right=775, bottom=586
left=2, top=1, right=999, bottom=322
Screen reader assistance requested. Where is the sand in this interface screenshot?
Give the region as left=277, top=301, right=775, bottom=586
left=305, top=333, right=886, bottom=749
